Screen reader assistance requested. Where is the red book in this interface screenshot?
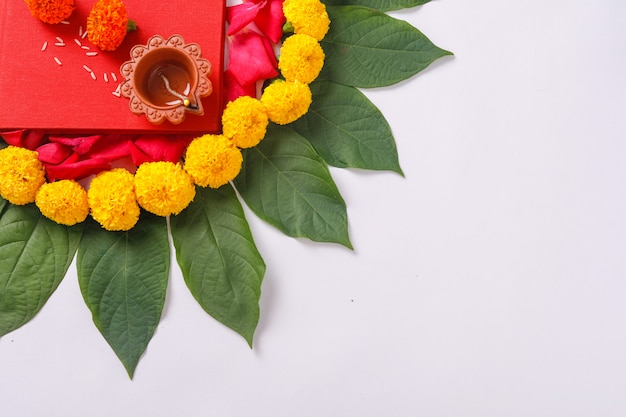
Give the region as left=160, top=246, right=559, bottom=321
left=0, top=0, right=224, bottom=134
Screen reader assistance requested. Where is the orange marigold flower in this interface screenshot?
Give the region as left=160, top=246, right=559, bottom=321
left=134, top=162, right=196, bottom=216
left=0, top=146, right=46, bottom=205
left=184, top=135, right=243, bottom=189
left=35, top=180, right=89, bottom=226
left=222, top=96, right=269, bottom=149
left=279, top=34, right=325, bottom=84
left=87, top=0, right=131, bottom=51
left=261, top=80, right=312, bottom=125
left=24, top=0, right=75, bottom=24
left=283, top=0, right=330, bottom=41
left=88, top=168, right=140, bottom=231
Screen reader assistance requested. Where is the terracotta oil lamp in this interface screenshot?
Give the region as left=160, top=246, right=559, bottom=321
left=120, top=34, right=212, bottom=125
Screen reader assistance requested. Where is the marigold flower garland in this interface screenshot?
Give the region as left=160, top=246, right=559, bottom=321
left=0, top=0, right=329, bottom=232
left=1, top=0, right=451, bottom=378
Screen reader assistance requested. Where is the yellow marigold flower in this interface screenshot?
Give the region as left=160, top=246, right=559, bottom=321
left=35, top=180, right=89, bottom=226
left=261, top=80, right=312, bottom=125
left=88, top=168, right=139, bottom=231
left=283, top=0, right=330, bottom=41
left=0, top=146, right=46, bottom=205
left=24, top=0, right=75, bottom=24
left=222, top=96, right=269, bottom=149
left=87, top=0, right=130, bottom=51
left=279, top=34, right=325, bottom=84
left=184, top=135, right=243, bottom=189
left=134, top=162, right=196, bottom=216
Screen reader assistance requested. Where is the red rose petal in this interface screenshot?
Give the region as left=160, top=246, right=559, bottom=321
left=133, top=135, right=191, bottom=163
left=36, top=143, right=73, bottom=164
left=224, top=69, right=258, bottom=103
left=128, top=141, right=153, bottom=166
left=1, top=129, right=27, bottom=147
left=255, top=0, right=285, bottom=44
left=227, top=0, right=266, bottom=36
left=228, top=30, right=278, bottom=86
left=44, top=157, right=111, bottom=182
left=86, top=134, right=134, bottom=161
left=49, top=134, right=103, bottom=155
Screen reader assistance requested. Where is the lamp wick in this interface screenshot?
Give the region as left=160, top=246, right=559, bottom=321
left=159, top=72, right=191, bottom=107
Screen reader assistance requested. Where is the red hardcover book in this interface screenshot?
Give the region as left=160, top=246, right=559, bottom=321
left=0, top=0, right=224, bottom=134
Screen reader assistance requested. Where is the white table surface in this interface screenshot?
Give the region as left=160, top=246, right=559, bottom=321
left=2, top=1, right=626, bottom=415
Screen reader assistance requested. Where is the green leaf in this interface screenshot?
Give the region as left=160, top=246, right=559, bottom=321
left=0, top=200, right=83, bottom=337
left=76, top=215, right=169, bottom=378
left=291, top=80, right=403, bottom=174
left=323, top=0, right=430, bottom=12
left=170, top=185, right=265, bottom=347
left=322, top=6, right=452, bottom=87
left=234, top=125, right=352, bottom=248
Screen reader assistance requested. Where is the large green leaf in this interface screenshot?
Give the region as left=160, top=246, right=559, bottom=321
left=322, top=6, right=452, bottom=87
left=291, top=80, right=403, bottom=174
left=0, top=200, right=82, bottom=337
left=77, top=215, right=169, bottom=378
left=234, top=125, right=352, bottom=248
left=323, top=0, right=430, bottom=12
left=170, top=185, right=264, bottom=347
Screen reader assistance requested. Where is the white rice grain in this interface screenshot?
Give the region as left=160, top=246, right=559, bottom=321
left=111, top=72, right=118, bottom=82
left=90, top=72, right=97, bottom=80
left=81, top=31, right=88, bottom=39
left=83, top=64, right=93, bottom=72
left=104, top=73, right=109, bottom=83
left=55, top=36, right=63, bottom=43
left=54, top=42, right=65, bottom=47
left=74, top=38, right=82, bottom=47
left=41, top=41, right=47, bottom=51
left=60, top=20, right=70, bottom=25
left=86, top=51, right=98, bottom=57
left=53, top=56, right=62, bottom=65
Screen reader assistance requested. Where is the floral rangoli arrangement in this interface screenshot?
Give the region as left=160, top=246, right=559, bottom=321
left=0, top=0, right=450, bottom=377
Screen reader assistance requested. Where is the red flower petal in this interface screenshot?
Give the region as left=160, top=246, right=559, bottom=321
left=227, top=0, right=266, bottom=36
left=36, top=143, right=73, bottom=164
left=49, top=134, right=103, bottom=155
left=23, top=131, right=47, bottom=150
left=1, top=130, right=47, bottom=149
left=224, top=69, right=258, bottom=103
left=228, top=30, right=278, bottom=86
left=133, top=135, right=192, bottom=163
left=1, top=129, right=27, bottom=147
left=255, top=0, right=285, bottom=44
left=128, top=141, right=153, bottom=166
left=44, top=157, right=111, bottom=182
left=86, top=134, right=134, bottom=161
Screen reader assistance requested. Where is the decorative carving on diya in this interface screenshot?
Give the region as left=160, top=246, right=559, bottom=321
left=120, top=34, right=212, bottom=125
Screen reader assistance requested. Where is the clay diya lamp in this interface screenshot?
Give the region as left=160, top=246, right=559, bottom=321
left=120, top=34, right=212, bottom=125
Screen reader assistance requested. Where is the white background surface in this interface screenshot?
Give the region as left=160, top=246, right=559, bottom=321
left=2, top=1, right=626, bottom=415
